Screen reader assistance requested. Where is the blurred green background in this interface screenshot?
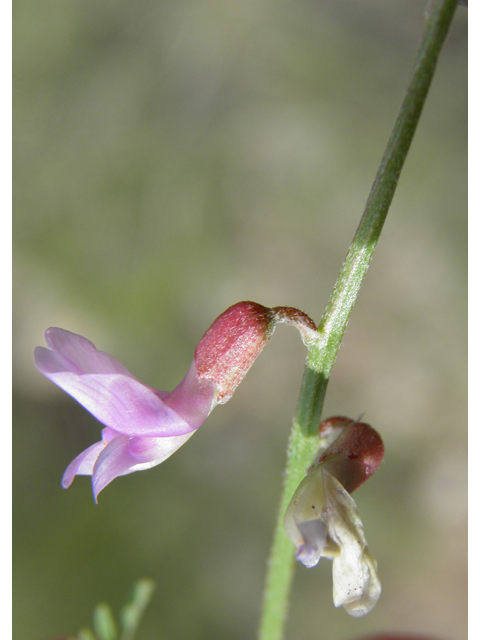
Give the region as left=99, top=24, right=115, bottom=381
left=13, top=0, right=467, bottom=639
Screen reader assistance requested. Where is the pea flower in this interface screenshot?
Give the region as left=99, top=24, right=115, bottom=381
left=284, top=416, right=384, bottom=617
left=34, top=301, right=317, bottom=501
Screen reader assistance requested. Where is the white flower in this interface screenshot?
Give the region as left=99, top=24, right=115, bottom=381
left=284, top=417, right=383, bottom=617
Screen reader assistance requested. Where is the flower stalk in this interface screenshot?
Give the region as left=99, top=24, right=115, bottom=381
left=258, top=1, right=460, bottom=638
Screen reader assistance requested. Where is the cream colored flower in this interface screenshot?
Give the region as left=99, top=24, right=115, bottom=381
left=284, top=417, right=383, bottom=617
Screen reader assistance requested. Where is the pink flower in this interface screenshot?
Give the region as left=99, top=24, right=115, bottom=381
left=34, top=327, right=217, bottom=501
left=35, top=302, right=317, bottom=500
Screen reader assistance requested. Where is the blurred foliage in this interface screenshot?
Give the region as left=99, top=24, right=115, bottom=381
left=13, top=1, right=466, bottom=639
left=60, top=579, right=155, bottom=640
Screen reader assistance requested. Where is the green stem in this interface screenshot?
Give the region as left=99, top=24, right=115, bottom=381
left=257, top=1, right=460, bottom=638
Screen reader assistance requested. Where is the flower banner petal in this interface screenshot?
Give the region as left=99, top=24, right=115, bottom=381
left=38, top=328, right=139, bottom=377
left=35, top=329, right=216, bottom=437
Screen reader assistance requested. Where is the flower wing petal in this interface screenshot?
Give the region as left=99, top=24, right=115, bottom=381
left=61, top=427, right=118, bottom=488
left=38, top=370, right=195, bottom=437
left=323, top=469, right=381, bottom=617
left=91, top=432, right=193, bottom=500
left=294, top=518, right=328, bottom=568
left=284, top=467, right=328, bottom=568
left=62, top=440, right=106, bottom=488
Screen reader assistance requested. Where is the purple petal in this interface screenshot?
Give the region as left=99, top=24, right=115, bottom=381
left=35, top=328, right=216, bottom=437
left=295, top=518, right=327, bottom=568
left=91, top=432, right=193, bottom=500
left=61, top=427, right=118, bottom=488
left=163, top=360, right=218, bottom=429
left=37, top=328, right=138, bottom=377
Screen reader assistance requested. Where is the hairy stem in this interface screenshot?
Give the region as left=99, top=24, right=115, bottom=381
left=258, top=1, right=460, bottom=638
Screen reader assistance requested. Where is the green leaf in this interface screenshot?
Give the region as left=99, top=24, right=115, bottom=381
left=119, top=579, right=156, bottom=640
left=93, top=603, right=118, bottom=640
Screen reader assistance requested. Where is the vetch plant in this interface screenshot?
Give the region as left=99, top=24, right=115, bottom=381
left=33, top=0, right=463, bottom=638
